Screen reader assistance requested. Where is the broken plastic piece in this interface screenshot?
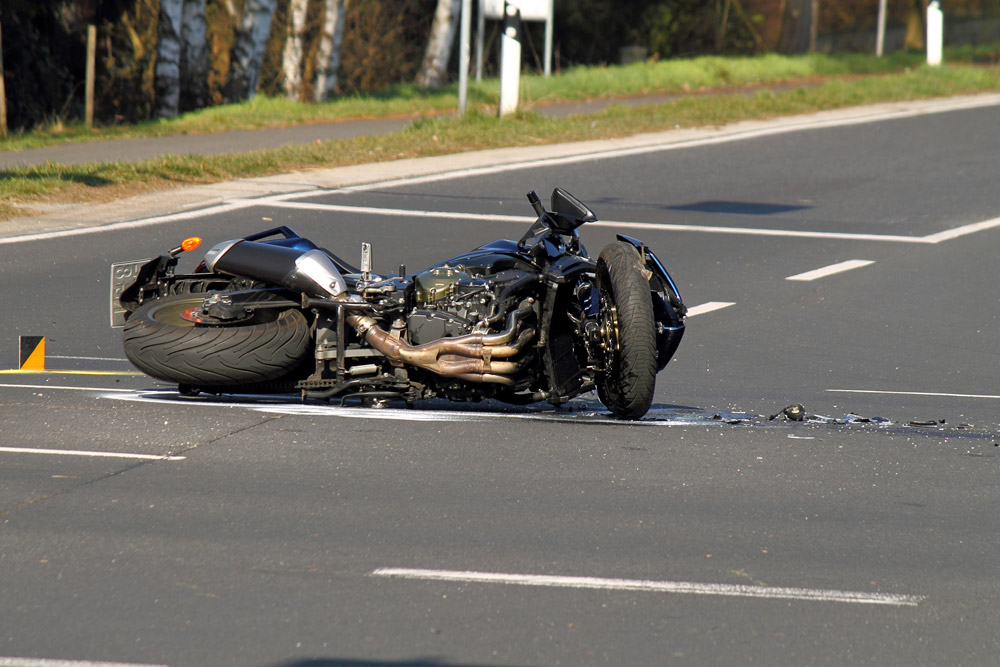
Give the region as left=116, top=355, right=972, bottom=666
left=770, top=404, right=807, bottom=421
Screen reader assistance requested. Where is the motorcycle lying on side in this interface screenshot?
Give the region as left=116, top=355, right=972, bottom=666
left=110, top=188, right=686, bottom=419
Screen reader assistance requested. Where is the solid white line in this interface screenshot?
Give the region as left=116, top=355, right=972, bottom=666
left=0, top=659, right=168, bottom=667
left=371, top=568, right=925, bottom=607
left=786, top=259, right=874, bottom=281
left=0, top=200, right=253, bottom=246
left=240, top=199, right=532, bottom=224
left=686, top=302, right=736, bottom=317
left=0, top=446, right=185, bottom=462
left=921, top=215, right=1000, bottom=243
left=0, top=383, right=144, bottom=393
left=232, top=199, right=932, bottom=243
left=47, top=355, right=130, bottom=362
left=828, top=389, right=1000, bottom=400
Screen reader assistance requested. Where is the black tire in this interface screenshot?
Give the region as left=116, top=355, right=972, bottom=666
left=122, top=294, right=311, bottom=386
left=595, top=242, right=657, bottom=419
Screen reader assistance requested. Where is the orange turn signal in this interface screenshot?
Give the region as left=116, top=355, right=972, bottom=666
left=181, top=237, right=202, bottom=252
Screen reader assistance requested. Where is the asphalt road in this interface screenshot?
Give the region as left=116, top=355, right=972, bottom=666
left=1, top=99, right=999, bottom=666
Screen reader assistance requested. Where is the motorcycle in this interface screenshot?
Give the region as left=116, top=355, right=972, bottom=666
left=110, top=188, right=686, bottom=419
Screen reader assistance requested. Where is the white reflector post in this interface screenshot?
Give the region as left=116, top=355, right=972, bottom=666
left=927, top=0, right=943, bottom=66
left=499, top=3, right=521, bottom=117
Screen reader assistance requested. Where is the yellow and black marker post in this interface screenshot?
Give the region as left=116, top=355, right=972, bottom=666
left=19, top=336, right=45, bottom=371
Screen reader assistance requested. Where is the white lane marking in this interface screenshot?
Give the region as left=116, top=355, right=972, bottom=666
left=372, top=568, right=925, bottom=607
left=0, top=200, right=255, bottom=246
left=0, top=659, right=168, bottom=667
left=686, top=302, right=736, bottom=317
left=786, top=259, right=874, bottom=281
left=232, top=199, right=931, bottom=243
left=47, top=355, right=130, bottom=362
left=100, top=392, right=717, bottom=427
left=0, top=383, right=144, bottom=393
left=0, top=446, right=185, bottom=462
left=922, top=215, right=1000, bottom=243
left=828, top=389, right=1000, bottom=400
left=237, top=199, right=531, bottom=224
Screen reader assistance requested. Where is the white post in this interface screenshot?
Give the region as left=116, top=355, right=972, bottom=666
left=543, top=0, right=553, bottom=76
left=926, top=0, right=943, bottom=66
left=476, top=0, right=485, bottom=81
left=876, top=0, right=887, bottom=57
left=459, top=0, right=471, bottom=115
left=498, top=3, right=521, bottom=117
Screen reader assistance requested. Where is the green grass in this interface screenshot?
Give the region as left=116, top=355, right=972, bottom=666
left=2, top=56, right=999, bottom=220
left=2, top=47, right=983, bottom=152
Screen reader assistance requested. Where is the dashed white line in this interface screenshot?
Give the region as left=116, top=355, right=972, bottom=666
left=371, top=568, right=925, bottom=607
left=786, top=259, right=875, bottom=281
left=0, top=446, right=185, bottom=462
left=685, top=301, right=736, bottom=317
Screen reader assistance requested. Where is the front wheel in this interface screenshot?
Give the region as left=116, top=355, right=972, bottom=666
left=122, top=294, right=311, bottom=386
left=595, top=242, right=657, bottom=419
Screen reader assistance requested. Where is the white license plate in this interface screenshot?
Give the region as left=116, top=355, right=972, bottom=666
left=109, top=258, right=155, bottom=327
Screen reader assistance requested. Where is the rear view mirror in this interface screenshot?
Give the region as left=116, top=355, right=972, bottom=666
left=550, top=188, right=597, bottom=223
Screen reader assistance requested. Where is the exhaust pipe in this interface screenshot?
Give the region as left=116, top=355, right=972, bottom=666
left=205, top=239, right=347, bottom=297
left=345, top=309, right=534, bottom=385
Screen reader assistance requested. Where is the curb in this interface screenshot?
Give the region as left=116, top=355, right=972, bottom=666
left=3, top=92, right=999, bottom=242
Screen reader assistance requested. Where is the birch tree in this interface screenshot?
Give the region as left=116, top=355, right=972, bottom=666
left=180, top=0, right=208, bottom=111
left=155, top=0, right=183, bottom=117
left=416, top=0, right=461, bottom=88
left=314, top=0, right=347, bottom=102
left=282, top=0, right=309, bottom=99
left=226, top=0, right=279, bottom=101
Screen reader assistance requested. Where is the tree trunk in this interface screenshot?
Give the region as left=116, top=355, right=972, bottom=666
left=226, top=0, right=279, bottom=101
left=180, top=0, right=209, bottom=111
left=282, top=0, right=309, bottom=99
left=155, top=0, right=183, bottom=118
left=0, top=20, right=7, bottom=139
left=904, top=0, right=926, bottom=50
left=416, top=0, right=461, bottom=88
left=313, top=0, right=346, bottom=102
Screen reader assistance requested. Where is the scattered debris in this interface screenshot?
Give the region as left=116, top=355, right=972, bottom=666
left=770, top=404, right=808, bottom=421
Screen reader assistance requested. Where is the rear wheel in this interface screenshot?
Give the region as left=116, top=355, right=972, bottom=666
left=595, top=242, right=657, bottom=419
left=122, top=294, right=311, bottom=386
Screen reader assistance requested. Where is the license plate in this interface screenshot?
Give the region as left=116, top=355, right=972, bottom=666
left=109, top=258, right=155, bottom=327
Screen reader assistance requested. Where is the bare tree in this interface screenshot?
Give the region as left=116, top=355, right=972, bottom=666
left=314, top=0, right=347, bottom=102
left=0, top=19, right=7, bottom=138
left=155, top=0, right=183, bottom=117
left=416, top=0, right=461, bottom=88
left=282, top=0, right=309, bottom=99
left=180, top=0, right=208, bottom=111
left=227, top=0, right=279, bottom=101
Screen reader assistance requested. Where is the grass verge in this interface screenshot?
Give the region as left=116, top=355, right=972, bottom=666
left=5, top=47, right=993, bottom=152
left=2, top=60, right=999, bottom=222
